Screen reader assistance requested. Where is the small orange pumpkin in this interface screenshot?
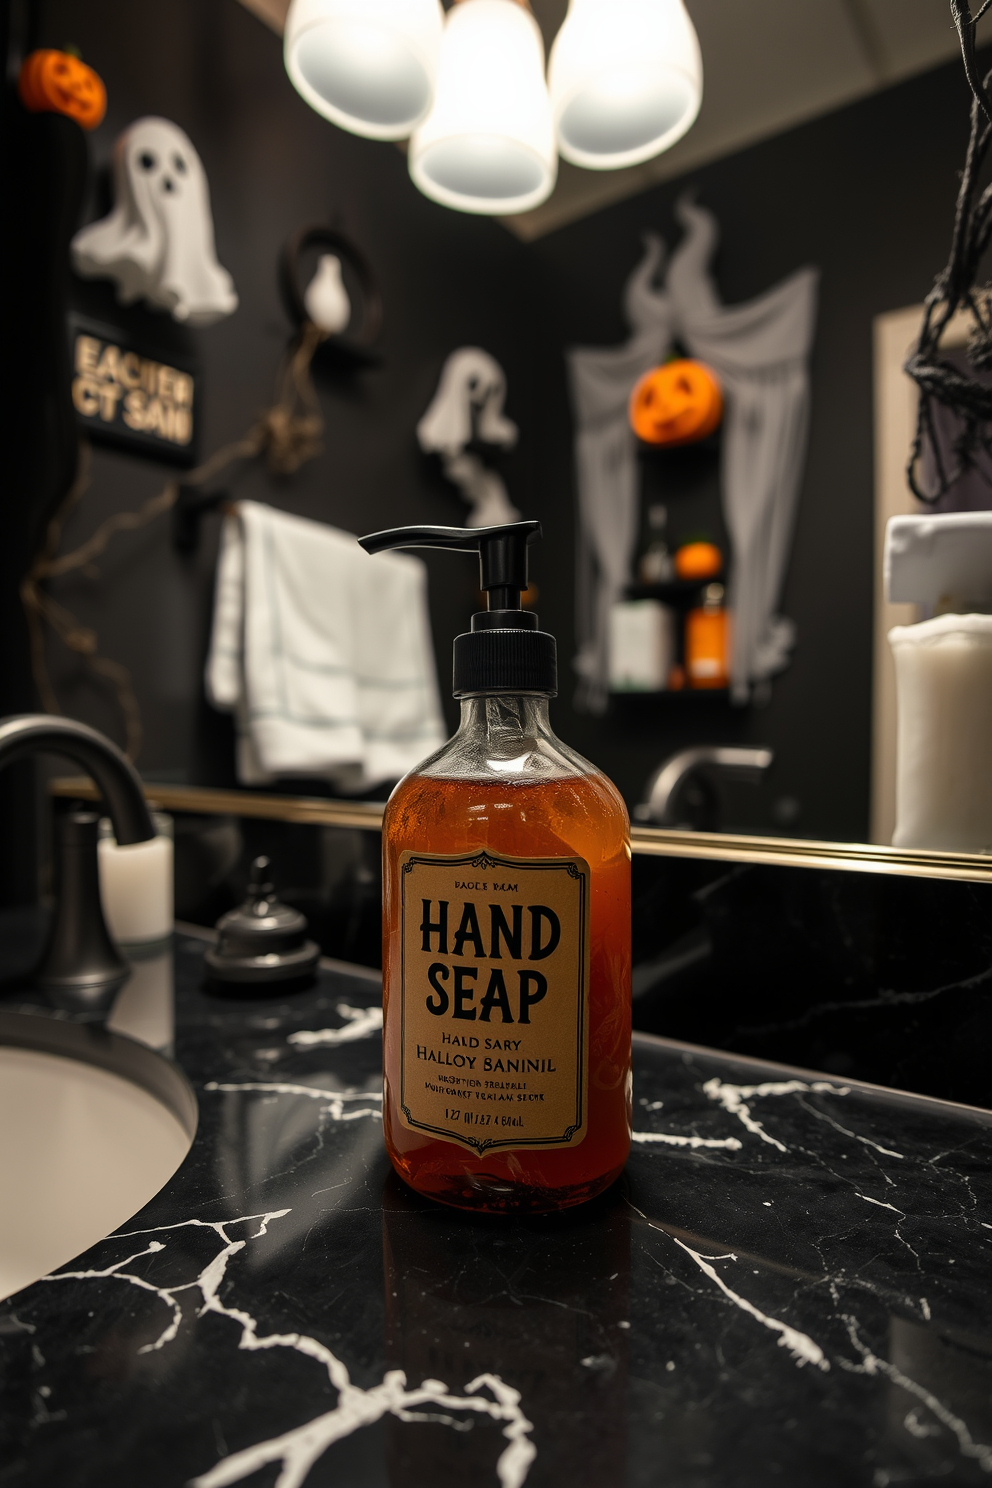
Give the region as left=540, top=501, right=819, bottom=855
left=629, top=358, right=723, bottom=447
left=674, top=540, right=723, bottom=581
left=18, top=49, right=107, bottom=131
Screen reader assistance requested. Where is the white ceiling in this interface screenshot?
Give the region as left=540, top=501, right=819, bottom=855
left=238, top=0, right=992, bottom=239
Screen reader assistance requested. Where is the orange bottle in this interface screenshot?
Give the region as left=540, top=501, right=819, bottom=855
left=359, top=521, right=631, bottom=1215
left=686, top=581, right=730, bottom=689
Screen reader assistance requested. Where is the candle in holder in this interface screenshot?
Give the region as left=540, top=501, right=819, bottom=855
left=97, top=813, right=174, bottom=946
left=889, top=614, right=992, bottom=852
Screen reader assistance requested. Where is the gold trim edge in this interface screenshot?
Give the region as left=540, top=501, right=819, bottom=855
left=48, top=778, right=992, bottom=883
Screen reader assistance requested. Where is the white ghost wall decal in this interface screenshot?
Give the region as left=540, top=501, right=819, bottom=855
left=303, top=254, right=351, bottom=335
left=417, top=347, right=520, bottom=527
left=72, top=117, right=238, bottom=327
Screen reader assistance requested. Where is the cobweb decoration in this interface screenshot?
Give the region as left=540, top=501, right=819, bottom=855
left=905, top=0, right=992, bottom=503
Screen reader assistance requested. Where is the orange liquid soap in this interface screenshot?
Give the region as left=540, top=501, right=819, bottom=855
left=359, top=521, right=632, bottom=1215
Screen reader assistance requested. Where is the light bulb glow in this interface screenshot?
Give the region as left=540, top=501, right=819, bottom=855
left=410, top=0, right=557, bottom=216
left=549, top=0, right=702, bottom=170
left=284, top=0, right=444, bottom=141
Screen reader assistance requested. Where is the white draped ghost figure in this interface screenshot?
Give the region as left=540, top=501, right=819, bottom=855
left=417, top=348, right=521, bottom=528
left=72, top=117, right=238, bottom=327
left=304, top=254, right=351, bottom=335
left=566, top=204, right=818, bottom=711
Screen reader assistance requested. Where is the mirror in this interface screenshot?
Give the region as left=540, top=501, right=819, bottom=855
left=12, top=0, right=992, bottom=875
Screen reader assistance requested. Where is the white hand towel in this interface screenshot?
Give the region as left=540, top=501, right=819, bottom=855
left=205, top=501, right=446, bottom=789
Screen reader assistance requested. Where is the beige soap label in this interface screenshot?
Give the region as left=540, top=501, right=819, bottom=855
left=398, top=850, right=590, bottom=1155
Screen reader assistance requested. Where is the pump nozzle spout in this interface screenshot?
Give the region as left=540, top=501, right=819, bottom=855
left=358, top=521, right=541, bottom=611
left=358, top=520, right=556, bottom=697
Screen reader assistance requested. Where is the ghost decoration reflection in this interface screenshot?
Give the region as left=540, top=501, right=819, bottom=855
left=416, top=347, right=520, bottom=528
left=303, top=254, right=351, bottom=335
left=72, top=117, right=238, bottom=327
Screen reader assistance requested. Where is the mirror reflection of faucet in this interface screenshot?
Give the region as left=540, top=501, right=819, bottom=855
left=636, top=745, right=774, bottom=831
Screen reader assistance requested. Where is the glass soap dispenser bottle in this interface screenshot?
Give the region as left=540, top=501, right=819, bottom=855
left=358, top=520, right=631, bottom=1214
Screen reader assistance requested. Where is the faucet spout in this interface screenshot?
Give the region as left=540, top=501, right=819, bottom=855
left=0, top=715, right=154, bottom=844
left=0, top=716, right=157, bottom=1014
left=637, top=746, right=774, bottom=828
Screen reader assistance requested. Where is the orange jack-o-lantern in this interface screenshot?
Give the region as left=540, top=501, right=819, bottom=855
left=629, top=358, right=723, bottom=447
left=18, top=49, right=107, bottom=131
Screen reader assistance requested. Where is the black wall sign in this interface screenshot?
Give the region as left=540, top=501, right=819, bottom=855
left=69, top=315, right=199, bottom=465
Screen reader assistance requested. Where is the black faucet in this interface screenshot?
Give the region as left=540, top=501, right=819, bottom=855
left=0, top=715, right=156, bottom=1013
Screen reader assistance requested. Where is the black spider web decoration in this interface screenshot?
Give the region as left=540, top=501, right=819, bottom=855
left=905, top=0, right=992, bottom=503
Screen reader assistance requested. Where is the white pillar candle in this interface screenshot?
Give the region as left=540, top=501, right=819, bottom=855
left=97, top=832, right=174, bottom=945
left=889, top=613, right=992, bottom=851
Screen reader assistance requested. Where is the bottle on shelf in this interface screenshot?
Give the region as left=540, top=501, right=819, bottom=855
left=608, top=598, right=676, bottom=692
left=685, top=582, right=730, bottom=689
left=637, top=503, right=675, bottom=584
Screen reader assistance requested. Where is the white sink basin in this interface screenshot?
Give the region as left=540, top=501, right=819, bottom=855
left=0, top=1010, right=196, bottom=1302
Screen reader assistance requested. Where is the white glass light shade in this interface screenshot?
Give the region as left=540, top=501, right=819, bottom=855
left=409, top=0, right=557, bottom=216
left=549, top=0, right=702, bottom=170
left=284, top=0, right=444, bottom=141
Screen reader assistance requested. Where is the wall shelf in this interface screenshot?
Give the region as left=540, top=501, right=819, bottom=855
left=610, top=687, right=730, bottom=702
left=625, top=580, right=716, bottom=605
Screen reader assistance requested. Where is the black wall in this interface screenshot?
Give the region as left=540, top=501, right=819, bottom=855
left=4, top=4, right=986, bottom=848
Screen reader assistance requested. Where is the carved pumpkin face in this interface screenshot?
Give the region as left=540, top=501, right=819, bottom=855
left=18, top=50, right=107, bottom=131
left=629, top=359, right=723, bottom=447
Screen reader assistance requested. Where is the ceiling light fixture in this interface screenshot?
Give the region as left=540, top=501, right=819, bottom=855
left=283, top=0, right=444, bottom=141
left=548, top=0, right=702, bottom=170
left=283, top=0, right=703, bottom=214
left=409, top=0, right=556, bottom=215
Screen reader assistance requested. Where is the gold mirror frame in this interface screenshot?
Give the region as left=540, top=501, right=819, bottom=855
left=50, top=779, right=992, bottom=885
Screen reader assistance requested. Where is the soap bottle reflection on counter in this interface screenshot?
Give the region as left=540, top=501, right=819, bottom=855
left=358, top=521, right=631, bottom=1215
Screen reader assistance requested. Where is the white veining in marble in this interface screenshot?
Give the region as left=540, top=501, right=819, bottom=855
left=793, top=1095, right=905, bottom=1160
left=40, top=1212, right=291, bottom=1354
left=673, top=1235, right=830, bottom=1371
left=41, top=1210, right=535, bottom=1488
left=855, top=1193, right=903, bottom=1214
left=630, top=1201, right=829, bottom=1371
left=838, top=1311, right=992, bottom=1473
left=702, top=1077, right=848, bottom=1153
left=631, top=1131, right=743, bottom=1151
left=193, top=1370, right=534, bottom=1488
left=287, top=1005, right=384, bottom=1048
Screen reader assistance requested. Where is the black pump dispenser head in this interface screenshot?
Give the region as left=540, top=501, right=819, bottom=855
left=358, top=520, right=557, bottom=697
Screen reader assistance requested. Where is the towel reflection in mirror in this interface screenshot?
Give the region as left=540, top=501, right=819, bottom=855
left=205, top=501, right=446, bottom=791
left=417, top=347, right=521, bottom=527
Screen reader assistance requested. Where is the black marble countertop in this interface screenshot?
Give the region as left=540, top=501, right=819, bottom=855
left=3, top=930, right=992, bottom=1487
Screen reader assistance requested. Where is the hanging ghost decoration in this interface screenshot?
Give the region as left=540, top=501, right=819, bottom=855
left=72, top=117, right=238, bottom=327
left=567, top=203, right=818, bottom=711
left=417, top=348, right=520, bottom=528
left=303, top=254, right=351, bottom=335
